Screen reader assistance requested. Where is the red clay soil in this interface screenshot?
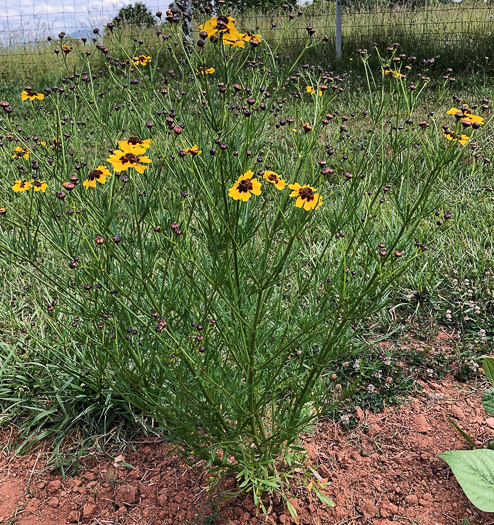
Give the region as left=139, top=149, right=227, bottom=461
left=1, top=377, right=493, bottom=525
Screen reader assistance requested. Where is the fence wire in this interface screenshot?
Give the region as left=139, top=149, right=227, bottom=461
left=0, top=1, right=493, bottom=77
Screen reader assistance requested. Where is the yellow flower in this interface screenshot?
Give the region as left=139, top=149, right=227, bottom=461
left=443, top=129, right=469, bottom=146
left=199, top=15, right=236, bottom=38
left=62, top=45, right=71, bottom=54
left=223, top=27, right=248, bottom=48
left=107, top=150, right=151, bottom=174
left=12, top=180, right=31, bottom=192
left=462, top=114, right=484, bottom=126
left=289, top=183, right=323, bottom=210
left=199, top=16, right=255, bottom=48
left=228, top=170, right=262, bottom=201
left=117, top=136, right=152, bottom=155
left=184, top=145, right=202, bottom=156
left=198, top=67, right=215, bottom=75
left=306, top=86, right=322, bottom=96
left=447, top=106, right=484, bottom=126
left=12, top=147, right=29, bottom=159
left=382, top=69, right=405, bottom=79
left=263, top=171, right=286, bottom=190
left=243, top=32, right=262, bottom=45
left=447, top=107, right=462, bottom=116
left=31, top=179, right=47, bottom=192
left=83, top=166, right=112, bottom=189
left=134, top=55, right=151, bottom=66
left=21, top=88, right=44, bottom=101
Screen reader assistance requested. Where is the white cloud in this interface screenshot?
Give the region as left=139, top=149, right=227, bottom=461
left=1, top=0, right=170, bottom=36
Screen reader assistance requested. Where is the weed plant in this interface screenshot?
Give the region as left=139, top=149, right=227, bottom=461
left=0, top=8, right=492, bottom=512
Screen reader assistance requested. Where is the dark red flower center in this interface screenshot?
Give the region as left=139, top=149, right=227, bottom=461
left=27, top=90, right=37, bottom=97
left=216, top=15, right=233, bottom=34
left=127, top=136, right=143, bottom=145
left=88, top=169, right=103, bottom=180
left=267, top=173, right=279, bottom=183
left=299, top=187, right=315, bottom=201
left=237, top=179, right=253, bottom=193
left=120, top=153, right=139, bottom=165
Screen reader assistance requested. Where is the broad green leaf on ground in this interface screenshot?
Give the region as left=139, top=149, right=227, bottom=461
left=482, top=388, right=494, bottom=415
left=439, top=449, right=494, bottom=512
left=483, top=358, right=494, bottom=386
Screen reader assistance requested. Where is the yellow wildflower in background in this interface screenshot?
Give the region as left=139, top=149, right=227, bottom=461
left=447, top=106, right=484, bottom=126
left=21, top=88, right=44, bottom=101
left=382, top=69, right=405, bottom=79
left=83, top=166, right=112, bottom=189
left=228, top=170, right=261, bottom=201
left=134, top=55, right=151, bottom=66
left=41, top=137, right=61, bottom=149
left=12, top=180, right=31, bottom=192
left=443, top=129, right=469, bottom=146
left=243, top=32, right=262, bottom=45
left=263, top=171, right=286, bottom=190
left=199, top=16, right=261, bottom=48
left=200, top=15, right=237, bottom=38
left=118, top=136, right=152, bottom=155
left=198, top=67, right=215, bottom=75
left=107, top=150, right=151, bottom=174
left=184, top=145, right=202, bottom=156
left=12, top=147, right=29, bottom=159
left=306, top=86, right=322, bottom=96
left=289, top=183, right=323, bottom=210
left=31, top=180, right=47, bottom=192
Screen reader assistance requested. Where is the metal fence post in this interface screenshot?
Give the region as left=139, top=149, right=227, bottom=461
left=177, top=0, right=193, bottom=48
left=335, top=0, right=342, bottom=58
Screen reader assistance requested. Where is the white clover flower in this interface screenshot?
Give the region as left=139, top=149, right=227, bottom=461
left=340, top=414, right=350, bottom=425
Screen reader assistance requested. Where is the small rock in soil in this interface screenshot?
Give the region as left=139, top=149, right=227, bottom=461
left=115, top=484, right=139, bottom=506
left=414, top=414, right=432, bottom=433
left=68, top=510, right=81, bottom=523
left=83, top=503, right=97, bottom=518
left=47, top=480, right=61, bottom=493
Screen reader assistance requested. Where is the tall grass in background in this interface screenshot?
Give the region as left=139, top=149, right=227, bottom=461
left=0, top=1, right=493, bottom=83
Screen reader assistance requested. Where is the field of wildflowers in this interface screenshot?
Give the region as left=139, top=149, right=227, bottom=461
left=0, top=6, right=493, bottom=519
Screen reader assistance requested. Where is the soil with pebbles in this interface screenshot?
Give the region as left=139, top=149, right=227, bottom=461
left=1, top=376, right=493, bottom=524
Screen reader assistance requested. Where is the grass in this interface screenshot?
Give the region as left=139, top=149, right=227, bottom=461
left=0, top=7, right=492, bottom=506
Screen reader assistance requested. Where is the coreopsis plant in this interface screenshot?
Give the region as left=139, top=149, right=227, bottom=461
left=0, top=15, right=479, bottom=512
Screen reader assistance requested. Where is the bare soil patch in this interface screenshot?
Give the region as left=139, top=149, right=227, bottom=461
left=1, top=375, right=492, bottom=524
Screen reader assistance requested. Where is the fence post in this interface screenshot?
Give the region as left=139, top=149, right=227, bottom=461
left=335, top=0, right=342, bottom=58
left=177, top=0, right=193, bottom=47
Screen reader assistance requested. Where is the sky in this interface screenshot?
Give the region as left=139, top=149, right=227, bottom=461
left=0, top=0, right=171, bottom=41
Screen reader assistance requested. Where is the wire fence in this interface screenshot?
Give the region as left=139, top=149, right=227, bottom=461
left=0, top=0, right=493, bottom=78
